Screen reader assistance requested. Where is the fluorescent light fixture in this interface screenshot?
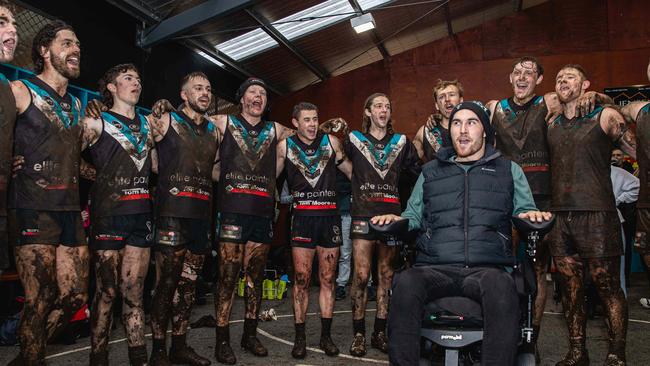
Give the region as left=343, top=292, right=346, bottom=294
left=195, top=50, right=224, bottom=67
left=216, top=28, right=278, bottom=61
left=351, top=13, right=375, bottom=33
left=275, top=0, right=354, bottom=40
left=358, top=0, right=391, bottom=11
left=214, top=0, right=391, bottom=60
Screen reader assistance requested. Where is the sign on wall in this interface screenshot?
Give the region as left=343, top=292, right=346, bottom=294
left=604, top=85, right=650, bottom=107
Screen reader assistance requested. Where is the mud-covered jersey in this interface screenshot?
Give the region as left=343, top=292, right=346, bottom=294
left=218, top=114, right=277, bottom=218
left=89, top=111, right=154, bottom=217
left=0, top=73, right=16, bottom=216
left=10, top=77, right=82, bottom=211
left=547, top=106, right=616, bottom=211
left=346, top=131, right=419, bottom=217
left=493, top=96, right=550, bottom=196
left=285, top=133, right=338, bottom=217
left=422, top=125, right=451, bottom=163
left=156, top=111, right=218, bottom=219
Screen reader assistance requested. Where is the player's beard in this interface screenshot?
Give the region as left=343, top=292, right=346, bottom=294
left=51, top=52, right=80, bottom=79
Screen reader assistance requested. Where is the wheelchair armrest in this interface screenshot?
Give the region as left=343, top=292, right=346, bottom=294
left=511, top=214, right=555, bottom=236
left=369, top=219, right=410, bottom=237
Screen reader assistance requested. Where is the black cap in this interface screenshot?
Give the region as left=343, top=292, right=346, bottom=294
left=448, top=101, right=494, bottom=144
left=236, top=77, right=267, bottom=103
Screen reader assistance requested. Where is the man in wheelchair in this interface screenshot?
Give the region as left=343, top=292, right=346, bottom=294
left=371, top=101, right=552, bottom=366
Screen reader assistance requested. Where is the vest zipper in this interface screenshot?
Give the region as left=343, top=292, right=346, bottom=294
left=464, top=169, right=469, bottom=268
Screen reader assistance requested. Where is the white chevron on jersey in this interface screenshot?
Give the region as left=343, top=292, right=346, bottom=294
left=227, top=116, right=276, bottom=170
left=103, top=121, right=151, bottom=171
left=286, top=137, right=332, bottom=188
left=349, top=132, right=406, bottom=180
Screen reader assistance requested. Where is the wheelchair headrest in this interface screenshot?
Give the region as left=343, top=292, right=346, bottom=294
left=369, top=218, right=410, bottom=237
left=511, top=214, right=555, bottom=236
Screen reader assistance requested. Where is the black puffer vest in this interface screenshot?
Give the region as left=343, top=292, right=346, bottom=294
left=416, top=145, right=515, bottom=266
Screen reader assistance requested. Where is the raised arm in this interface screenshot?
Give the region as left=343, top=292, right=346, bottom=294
left=146, top=112, right=170, bottom=142
left=485, top=99, right=498, bottom=123
left=275, top=122, right=296, bottom=141
left=621, top=101, right=649, bottom=124
left=150, top=98, right=175, bottom=119
left=84, top=99, right=107, bottom=119
left=208, top=114, right=228, bottom=143
left=575, top=91, right=614, bottom=117
left=78, top=116, right=102, bottom=180
left=81, top=116, right=102, bottom=151
left=543, top=92, right=562, bottom=122
left=319, top=117, right=349, bottom=135
left=601, top=106, right=636, bottom=159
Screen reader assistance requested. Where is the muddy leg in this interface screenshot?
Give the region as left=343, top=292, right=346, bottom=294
left=350, top=239, right=374, bottom=325
left=316, top=246, right=340, bottom=356
left=349, top=239, right=374, bottom=357
left=554, top=255, right=589, bottom=364
left=375, top=243, right=397, bottom=321
left=46, top=245, right=89, bottom=342
left=292, top=247, right=315, bottom=324
left=316, top=247, right=339, bottom=319
left=290, top=246, right=315, bottom=359
left=214, top=243, right=243, bottom=327
left=150, top=247, right=185, bottom=341
left=214, top=242, right=244, bottom=363
left=243, top=242, right=270, bottom=321
left=120, top=246, right=150, bottom=347
left=588, top=257, right=628, bottom=362
left=15, top=245, right=57, bottom=363
left=171, top=252, right=205, bottom=336
left=90, top=250, right=120, bottom=355
left=241, top=242, right=270, bottom=357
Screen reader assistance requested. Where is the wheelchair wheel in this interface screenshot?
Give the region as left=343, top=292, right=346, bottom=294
left=517, top=352, right=536, bottom=366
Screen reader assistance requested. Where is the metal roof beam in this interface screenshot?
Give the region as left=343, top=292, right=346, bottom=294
left=138, top=0, right=255, bottom=48
left=244, top=8, right=328, bottom=81
left=348, top=0, right=390, bottom=59
left=105, top=1, right=284, bottom=95
left=106, top=0, right=161, bottom=23
left=443, top=2, right=454, bottom=36
left=184, top=39, right=285, bottom=96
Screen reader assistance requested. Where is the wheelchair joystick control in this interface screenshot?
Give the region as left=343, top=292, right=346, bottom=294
left=430, top=314, right=465, bottom=322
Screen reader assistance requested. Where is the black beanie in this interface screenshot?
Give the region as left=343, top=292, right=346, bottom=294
left=448, top=101, right=494, bottom=144
left=235, top=77, right=268, bottom=102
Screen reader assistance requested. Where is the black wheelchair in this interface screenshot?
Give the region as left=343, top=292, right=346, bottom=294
left=370, top=215, right=555, bottom=366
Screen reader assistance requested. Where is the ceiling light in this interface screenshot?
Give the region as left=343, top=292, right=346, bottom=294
left=195, top=50, right=224, bottom=67
left=214, top=0, right=391, bottom=60
left=351, top=13, right=375, bottom=33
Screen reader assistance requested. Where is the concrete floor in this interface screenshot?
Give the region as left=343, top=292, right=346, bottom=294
left=2, top=275, right=650, bottom=365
